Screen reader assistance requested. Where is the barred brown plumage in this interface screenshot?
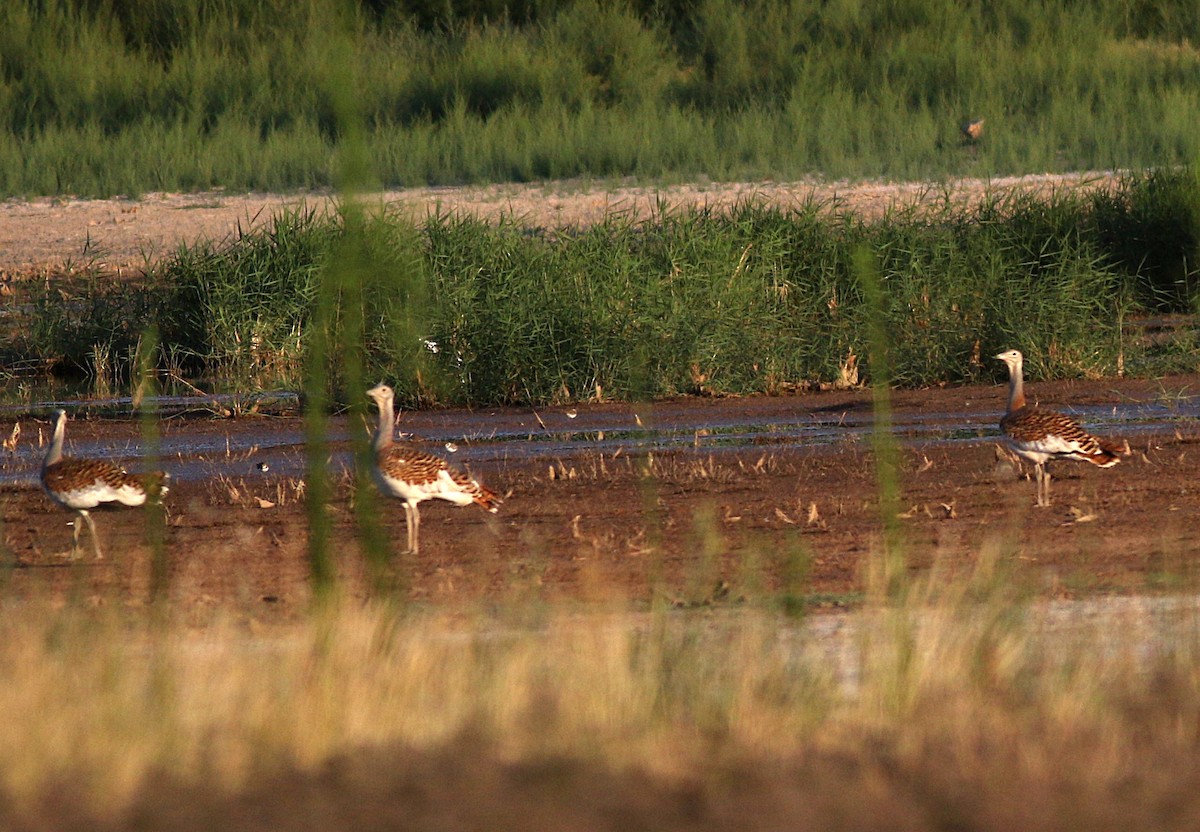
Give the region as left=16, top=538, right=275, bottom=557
left=366, top=383, right=501, bottom=554
left=995, top=350, right=1128, bottom=507
left=40, top=410, right=169, bottom=559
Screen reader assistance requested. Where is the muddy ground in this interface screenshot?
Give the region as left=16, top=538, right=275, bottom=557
left=3, top=375, right=1198, bottom=618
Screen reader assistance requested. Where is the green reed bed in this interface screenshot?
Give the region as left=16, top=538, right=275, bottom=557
left=4, top=0, right=1200, bottom=196
left=11, top=169, right=1198, bottom=405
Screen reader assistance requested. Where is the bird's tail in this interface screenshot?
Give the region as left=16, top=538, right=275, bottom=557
left=139, top=470, right=171, bottom=501
left=472, top=484, right=502, bottom=513
left=1089, top=437, right=1130, bottom=468
left=451, top=470, right=502, bottom=512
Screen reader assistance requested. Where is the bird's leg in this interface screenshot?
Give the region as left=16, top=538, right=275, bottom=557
left=82, top=511, right=104, bottom=560
left=70, top=513, right=84, bottom=560
left=1035, top=464, right=1051, bottom=508
left=411, top=504, right=421, bottom=555
left=402, top=502, right=416, bottom=554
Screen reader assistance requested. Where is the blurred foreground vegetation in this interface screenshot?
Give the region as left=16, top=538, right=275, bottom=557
left=4, top=563, right=1200, bottom=830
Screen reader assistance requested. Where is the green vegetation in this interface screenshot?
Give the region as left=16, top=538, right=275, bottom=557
left=4, top=0, right=1200, bottom=195
left=9, top=169, right=1198, bottom=407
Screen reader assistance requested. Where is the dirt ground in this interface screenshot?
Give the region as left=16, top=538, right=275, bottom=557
left=3, top=375, right=1198, bottom=618
left=0, top=171, right=1116, bottom=278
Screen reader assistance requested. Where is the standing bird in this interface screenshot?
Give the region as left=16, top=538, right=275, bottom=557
left=40, top=409, right=169, bottom=559
left=365, top=384, right=501, bottom=554
left=995, top=350, right=1128, bottom=507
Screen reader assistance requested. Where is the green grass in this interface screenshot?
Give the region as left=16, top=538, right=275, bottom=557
left=160, top=198, right=1122, bottom=404
left=9, top=168, right=1200, bottom=406
left=4, top=0, right=1200, bottom=196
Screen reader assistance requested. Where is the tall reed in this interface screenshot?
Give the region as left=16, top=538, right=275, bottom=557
left=18, top=173, right=1185, bottom=405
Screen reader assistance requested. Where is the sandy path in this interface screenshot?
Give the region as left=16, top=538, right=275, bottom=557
left=0, top=172, right=1116, bottom=276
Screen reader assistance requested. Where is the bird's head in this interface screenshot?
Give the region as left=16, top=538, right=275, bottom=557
left=994, top=349, right=1023, bottom=374
left=366, top=383, right=395, bottom=410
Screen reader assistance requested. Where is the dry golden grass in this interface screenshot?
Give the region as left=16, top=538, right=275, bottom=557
left=3, top=536, right=1200, bottom=829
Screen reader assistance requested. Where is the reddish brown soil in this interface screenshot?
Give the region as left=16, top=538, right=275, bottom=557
left=4, top=375, right=1198, bottom=619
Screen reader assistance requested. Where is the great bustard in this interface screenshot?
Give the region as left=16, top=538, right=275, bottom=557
left=365, top=384, right=501, bottom=554
left=40, top=409, right=169, bottom=559
left=995, top=350, right=1128, bottom=507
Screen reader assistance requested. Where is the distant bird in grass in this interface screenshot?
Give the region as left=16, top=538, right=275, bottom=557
left=995, top=350, right=1128, bottom=507
left=40, top=409, right=169, bottom=559
left=366, top=383, right=501, bottom=554
left=961, top=118, right=985, bottom=142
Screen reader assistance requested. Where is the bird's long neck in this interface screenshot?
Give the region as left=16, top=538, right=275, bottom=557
left=373, top=399, right=396, bottom=454
left=43, top=413, right=65, bottom=470
left=1006, top=361, right=1027, bottom=413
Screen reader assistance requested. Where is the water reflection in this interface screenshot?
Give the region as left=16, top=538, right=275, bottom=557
left=0, top=390, right=1195, bottom=487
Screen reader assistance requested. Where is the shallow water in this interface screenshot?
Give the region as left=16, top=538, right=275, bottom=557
left=2, top=390, right=1196, bottom=487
